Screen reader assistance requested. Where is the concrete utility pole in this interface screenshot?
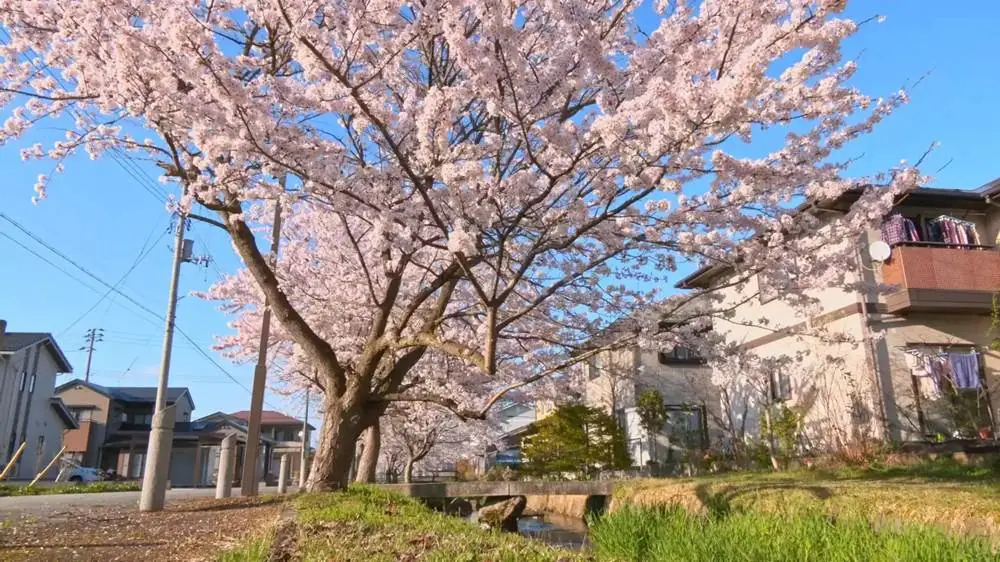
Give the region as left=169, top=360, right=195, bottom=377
left=278, top=454, right=289, bottom=494
left=215, top=433, right=236, bottom=499
left=140, top=214, right=187, bottom=513
left=300, top=387, right=310, bottom=487
left=240, top=201, right=283, bottom=497
left=81, top=328, right=103, bottom=382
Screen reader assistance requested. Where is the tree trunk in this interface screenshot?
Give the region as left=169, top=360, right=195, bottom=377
left=355, top=421, right=380, bottom=483
left=403, top=458, right=415, bottom=484
left=305, top=392, right=364, bottom=492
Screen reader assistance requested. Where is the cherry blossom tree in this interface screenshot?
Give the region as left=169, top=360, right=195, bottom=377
left=2, top=0, right=922, bottom=490
left=382, top=401, right=494, bottom=483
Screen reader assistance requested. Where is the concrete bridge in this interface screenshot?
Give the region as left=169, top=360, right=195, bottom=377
left=377, top=480, right=621, bottom=499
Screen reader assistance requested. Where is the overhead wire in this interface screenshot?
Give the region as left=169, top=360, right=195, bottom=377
left=1, top=213, right=280, bottom=407
left=0, top=29, right=285, bottom=412
left=58, top=224, right=170, bottom=336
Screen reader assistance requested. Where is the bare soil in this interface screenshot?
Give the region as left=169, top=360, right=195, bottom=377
left=0, top=495, right=283, bottom=562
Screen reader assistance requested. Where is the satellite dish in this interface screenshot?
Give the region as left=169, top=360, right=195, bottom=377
left=868, top=240, right=891, bottom=262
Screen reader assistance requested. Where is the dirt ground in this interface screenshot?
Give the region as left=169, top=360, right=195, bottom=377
left=0, top=495, right=283, bottom=561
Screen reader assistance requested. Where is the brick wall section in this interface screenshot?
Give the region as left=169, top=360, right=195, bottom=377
left=883, top=246, right=1000, bottom=291
left=63, top=421, right=91, bottom=453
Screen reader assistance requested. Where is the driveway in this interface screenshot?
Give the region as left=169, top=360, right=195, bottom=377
left=0, top=486, right=294, bottom=519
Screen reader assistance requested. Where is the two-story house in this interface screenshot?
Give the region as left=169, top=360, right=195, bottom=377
left=57, top=379, right=196, bottom=481
left=581, top=317, right=720, bottom=466
left=0, top=321, right=78, bottom=480
left=677, top=182, right=1000, bottom=450
left=227, top=410, right=312, bottom=485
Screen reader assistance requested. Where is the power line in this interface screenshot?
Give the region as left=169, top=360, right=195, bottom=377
left=2, top=213, right=279, bottom=408
left=0, top=231, right=104, bottom=296
left=59, top=225, right=170, bottom=336
left=1, top=212, right=167, bottom=321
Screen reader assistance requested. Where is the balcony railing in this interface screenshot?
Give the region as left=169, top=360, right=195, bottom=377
left=881, top=243, right=1000, bottom=312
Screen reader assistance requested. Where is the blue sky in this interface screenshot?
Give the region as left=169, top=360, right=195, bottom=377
left=1, top=1, right=998, bottom=420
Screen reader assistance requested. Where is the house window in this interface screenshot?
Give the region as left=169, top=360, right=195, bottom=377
left=771, top=371, right=792, bottom=402
left=658, top=346, right=702, bottom=364
left=28, top=374, right=35, bottom=393
left=18, top=371, right=26, bottom=391
left=71, top=409, right=93, bottom=422
left=130, top=452, right=146, bottom=478
left=758, top=273, right=778, bottom=304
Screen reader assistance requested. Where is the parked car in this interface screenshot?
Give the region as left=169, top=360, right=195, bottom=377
left=66, top=467, right=103, bottom=483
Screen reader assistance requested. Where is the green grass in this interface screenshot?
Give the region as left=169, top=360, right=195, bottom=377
left=615, top=459, right=1000, bottom=540
left=292, top=486, right=582, bottom=561
left=0, top=481, right=140, bottom=497
left=589, top=505, right=999, bottom=562
left=215, top=532, right=273, bottom=562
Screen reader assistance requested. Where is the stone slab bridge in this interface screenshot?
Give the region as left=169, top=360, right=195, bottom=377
left=377, top=480, right=621, bottom=499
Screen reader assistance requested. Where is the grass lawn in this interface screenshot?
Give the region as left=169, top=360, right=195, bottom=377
left=220, top=486, right=583, bottom=562
left=0, top=481, right=140, bottom=497
left=590, top=506, right=998, bottom=561
left=613, top=460, right=1000, bottom=541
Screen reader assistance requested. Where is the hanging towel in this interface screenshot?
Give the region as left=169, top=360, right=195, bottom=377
left=917, top=355, right=943, bottom=400
left=947, top=352, right=980, bottom=390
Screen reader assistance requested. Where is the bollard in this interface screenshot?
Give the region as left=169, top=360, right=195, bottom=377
left=216, top=434, right=236, bottom=499
left=278, top=454, right=289, bottom=494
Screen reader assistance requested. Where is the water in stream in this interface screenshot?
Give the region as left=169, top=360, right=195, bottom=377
left=516, top=513, right=591, bottom=550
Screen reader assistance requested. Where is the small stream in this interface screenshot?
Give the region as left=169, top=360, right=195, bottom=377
left=516, top=513, right=591, bottom=550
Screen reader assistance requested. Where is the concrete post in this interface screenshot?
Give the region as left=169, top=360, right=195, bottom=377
left=139, top=405, right=176, bottom=512
left=278, top=454, right=289, bottom=494
left=216, top=434, right=236, bottom=499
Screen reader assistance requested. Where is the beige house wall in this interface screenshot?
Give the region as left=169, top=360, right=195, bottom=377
left=57, top=384, right=112, bottom=467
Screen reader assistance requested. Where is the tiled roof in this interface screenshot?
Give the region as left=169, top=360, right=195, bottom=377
left=230, top=410, right=307, bottom=426
left=0, top=332, right=73, bottom=372
left=56, top=379, right=193, bottom=409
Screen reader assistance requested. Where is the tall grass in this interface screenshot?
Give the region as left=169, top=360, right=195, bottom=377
left=589, top=506, right=998, bottom=562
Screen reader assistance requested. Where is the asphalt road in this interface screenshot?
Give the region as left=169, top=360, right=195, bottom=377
left=0, top=486, right=293, bottom=518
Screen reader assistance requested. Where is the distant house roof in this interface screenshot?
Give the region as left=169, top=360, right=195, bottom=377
left=0, top=332, right=73, bottom=372
left=55, top=379, right=195, bottom=410
left=229, top=410, right=313, bottom=429
left=49, top=397, right=79, bottom=429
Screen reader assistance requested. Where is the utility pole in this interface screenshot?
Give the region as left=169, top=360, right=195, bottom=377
left=81, top=328, right=104, bottom=382
left=240, top=200, right=282, bottom=497
left=300, top=387, right=310, bottom=487
left=139, top=213, right=190, bottom=512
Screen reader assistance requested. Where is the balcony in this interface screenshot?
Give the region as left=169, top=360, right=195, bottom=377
left=881, top=243, right=1000, bottom=313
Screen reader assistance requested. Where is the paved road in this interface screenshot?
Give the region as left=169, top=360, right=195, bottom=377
left=0, top=486, right=294, bottom=518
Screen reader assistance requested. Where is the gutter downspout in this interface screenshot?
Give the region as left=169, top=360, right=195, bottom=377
left=855, top=233, right=900, bottom=443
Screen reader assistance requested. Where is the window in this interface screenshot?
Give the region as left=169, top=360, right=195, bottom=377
left=129, top=452, right=146, bottom=478
left=71, top=409, right=93, bottom=422
left=28, top=374, right=35, bottom=393
left=758, top=273, right=778, bottom=304
left=771, top=371, right=792, bottom=402
left=658, top=346, right=702, bottom=364
left=18, top=371, right=26, bottom=391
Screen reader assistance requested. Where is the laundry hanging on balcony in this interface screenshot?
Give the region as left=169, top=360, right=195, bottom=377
left=926, top=216, right=981, bottom=246
left=905, top=352, right=944, bottom=400
left=947, top=352, right=982, bottom=390
left=881, top=213, right=921, bottom=246
left=905, top=349, right=983, bottom=398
